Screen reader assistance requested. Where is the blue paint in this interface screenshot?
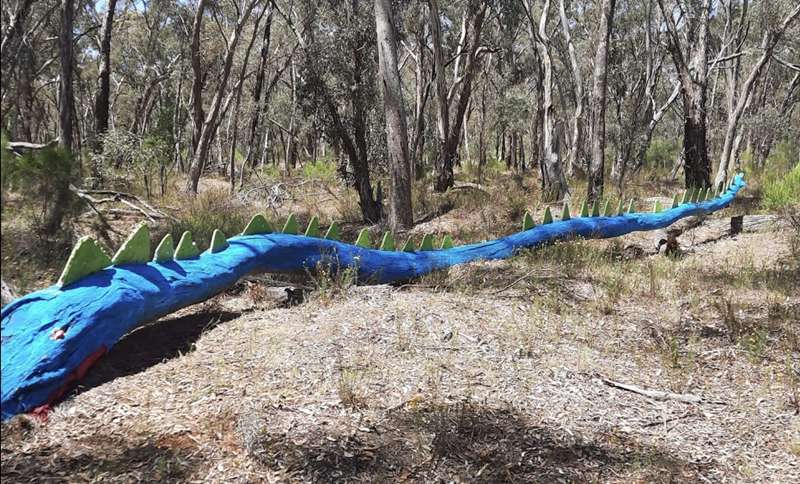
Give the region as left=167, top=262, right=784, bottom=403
left=1, top=175, right=746, bottom=420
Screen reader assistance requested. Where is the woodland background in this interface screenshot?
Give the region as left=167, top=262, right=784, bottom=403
left=1, top=0, right=798, bottom=237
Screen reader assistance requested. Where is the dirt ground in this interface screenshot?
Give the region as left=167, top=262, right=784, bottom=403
left=1, top=207, right=798, bottom=482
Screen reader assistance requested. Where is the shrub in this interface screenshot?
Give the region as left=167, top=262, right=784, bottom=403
left=761, top=163, right=800, bottom=212
left=302, top=159, right=337, bottom=181
left=1, top=137, right=79, bottom=233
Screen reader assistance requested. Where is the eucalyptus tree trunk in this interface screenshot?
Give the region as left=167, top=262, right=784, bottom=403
left=428, top=0, right=450, bottom=190
left=658, top=0, right=712, bottom=189
left=59, top=0, right=74, bottom=153
left=428, top=0, right=487, bottom=192
left=92, top=0, right=118, bottom=151
left=523, top=0, right=567, bottom=201
left=189, top=0, right=208, bottom=156
left=228, top=7, right=265, bottom=191
left=349, top=0, right=381, bottom=222
left=375, top=0, right=413, bottom=229
left=558, top=0, right=584, bottom=178
left=587, top=0, right=616, bottom=203
left=0, top=0, right=36, bottom=97
left=410, top=18, right=429, bottom=180
left=243, top=7, right=274, bottom=171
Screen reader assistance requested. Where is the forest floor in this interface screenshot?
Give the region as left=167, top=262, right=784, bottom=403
left=1, top=173, right=799, bottom=483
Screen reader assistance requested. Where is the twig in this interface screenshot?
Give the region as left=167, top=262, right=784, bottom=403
left=79, top=189, right=169, bottom=219
left=599, top=376, right=724, bottom=405
left=641, top=409, right=694, bottom=428
left=72, top=190, right=122, bottom=236
left=492, top=269, right=538, bottom=295
left=117, top=197, right=156, bottom=222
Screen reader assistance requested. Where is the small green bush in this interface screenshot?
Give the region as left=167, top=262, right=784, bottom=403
left=301, top=160, right=337, bottom=181
left=646, top=137, right=680, bottom=169
left=761, top=163, right=800, bottom=212
left=1, top=137, right=79, bottom=232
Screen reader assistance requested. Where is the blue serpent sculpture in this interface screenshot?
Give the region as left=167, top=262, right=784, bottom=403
left=1, top=175, right=746, bottom=420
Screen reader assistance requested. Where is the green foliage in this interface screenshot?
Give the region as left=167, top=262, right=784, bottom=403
left=1, top=138, right=79, bottom=231
left=761, top=163, right=800, bottom=212
left=645, top=137, right=680, bottom=169
left=301, top=160, right=337, bottom=181
left=97, top=130, right=171, bottom=197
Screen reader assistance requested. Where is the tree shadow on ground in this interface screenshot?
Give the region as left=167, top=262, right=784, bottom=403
left=66, top=309, right=240, bottom=400
left=0, top=433, right=201, bottom=483
left=241, top=401, right=713, bottom=483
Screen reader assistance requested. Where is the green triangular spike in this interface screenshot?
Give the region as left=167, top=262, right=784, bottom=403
left=616, top=199, right=625, bottom=215
left=174, top=231, right=200, bottom=260
left=282, top=214, right=299, bottom=234
left=305, top=216, right=320, bottom=237
left=579, top=200, right=589, bottom=217
left=401, top=238, right=416, bottom=252
left=57, top=236, right=112, bottom=287
left=561, top=202, right=571, bottom=220
left=627, top=200, right=636, bottom=213
left=705, top=188, right=713, bottom=201
left=242, top=214, right=273, bottom=235
left=602, top=199, right=613, bottom=216
left=355, top=228, right=371, bottom=247
left=699, top=187, right=708, bottom=202
left=522, top=211, right=535, bottom=231
left=681, top=190, right=690, bottom=204
left=542, top=207, right=554, bottom=224
left=112, top=222, right=150, bottom=265
left=324, top=222, right=340, bottom=240
left=653, top=200, right=663, bottom=213
left=379, top=232, right=396, bottom=251
left=420, top=234, right=435, bottom=250
left=671, top=193, right=680, bottom=209
left=153, top=234, right=174, bottom=262
left=208, top=229, right=228, bottom=253
left=440, top=234, right=454, bottom=249
left=591, top=201, right=600, bottom=217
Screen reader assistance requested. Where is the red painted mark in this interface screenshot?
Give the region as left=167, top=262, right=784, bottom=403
left=29, top=345, right=108, bottom=421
